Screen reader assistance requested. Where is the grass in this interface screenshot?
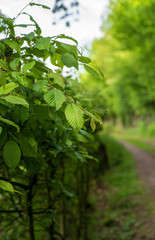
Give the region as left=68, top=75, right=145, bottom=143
left=88, top=134, right=154, bottom=240
left=112, top=133, right=155, bottom=155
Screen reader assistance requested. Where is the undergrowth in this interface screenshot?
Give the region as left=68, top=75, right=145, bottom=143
left=88, top=134, right=153, bottom=240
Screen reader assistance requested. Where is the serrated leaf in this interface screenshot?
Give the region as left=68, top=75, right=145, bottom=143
left=22, top=61, right=35, bottom=73
left=3, top=95, right=29, bottom=107
left=0, top=180, right=14, bottom=193
left=44, top=89, right=66, bottom=111
left=48, top=73, right=65, bottom=88
left=61, top=53, right=78, bottom=70
left=90, top=118, right=96, bottom=132
left=78, top=56, right=91, bottom=64
left=2, top=39, right=21, bottom=53
left=65, top=103, right=84, bottom=131
left=84, top=65, right=100, bottom=78
left=0, top=82, right=19, bottom=96
left=35, top=37, right=51, bottom=51
left=3, top=140, right=21, bottom=168
left=13, top=106, right=29, bottom=123
left=0, top=115, right=20, bottom=132
left=9, top=58, right=20, bottom=70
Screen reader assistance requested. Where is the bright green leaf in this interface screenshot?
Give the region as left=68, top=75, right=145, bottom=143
left=65, top=103, right=84, bottom=131
left=48, top=73, right=65, bottom=88
left=9, top=58, right=20, bottom=70
left=0, top=180, right=14, bottom=193
left=90, top=118, right=96, bottom=132
left=3, top=95, right=29, bottom=107
left=35, top=37, right=51, bottom=51
left=22, top=61, right=35, bottom=73
left=0, top=82, right=19, bottom=96
left=44, top=89, right=66, bottom=111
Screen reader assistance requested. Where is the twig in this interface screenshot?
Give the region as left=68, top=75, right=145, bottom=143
left=13, top=0, right=34, bottom=23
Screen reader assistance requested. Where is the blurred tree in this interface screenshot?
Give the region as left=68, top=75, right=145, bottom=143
left=82, top=0, right=155, bottom=126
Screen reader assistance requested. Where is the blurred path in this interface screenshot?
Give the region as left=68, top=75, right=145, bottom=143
left=120, top=141, right=155, bottom=192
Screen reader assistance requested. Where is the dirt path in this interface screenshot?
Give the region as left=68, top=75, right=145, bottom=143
left=121, top=141, right=155, bottom=191
left=120, top=140, right=155, bottom=192
left=120, top=140, right=155, bottom=239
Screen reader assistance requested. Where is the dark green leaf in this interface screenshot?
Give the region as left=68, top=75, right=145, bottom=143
left=3, top=140, right=21, bottom=168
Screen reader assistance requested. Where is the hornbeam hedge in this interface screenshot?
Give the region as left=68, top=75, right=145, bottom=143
left=0, top=2, right=103, bottom=240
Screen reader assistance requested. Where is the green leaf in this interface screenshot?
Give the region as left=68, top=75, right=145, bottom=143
left=84, top=65, right=100, bottom=78
left=34, top=105, right=49, bottom=124
left=78, top=56, right=91, bottom=64
left=0, top=126, right=7, bottom=148
left=22, top=13, right=41, bottom=36
left=0, top=115, right=20, bottom=132
left=3, top=140, right=21, bottom=168
left=35, top=37, right=51, bottom=51
left=48, top=73, right=65, bottom=88
left=2, top=39, right=21, bottom=53
left=44, top=89, right=66, bottom=111
left=0, top=180, right=14, bottom=193
left=65, top=103, right=84, bottom=131
left=29, top=3, right=50, bottom=10
left=54, top=34, right=78, bottom=45
left=23, top=32, right=35, bottom=40
left=22, top=61, right=35, bottom=73
left=61, top=53, right=78, bottom=70
left=19, top=135, right=37, bottom=157
left=0, top=60, right=11, bottom=72
left=0, top=69, right=6, bottom=87
left=90, top=118, right=96, bottom=132
left=13, top=106, right=29, bottom=123
left=3, top=95, right=29, bottom=107
left=0, top=126, right=2, bottom=134
left=0, top=82, right=19, bottom=96
left=14, top=24, right=34, bottom=28
left=57, top=43, right=78, bottom=58
left=9, top=58, right=20, bottom=70
left=0, top=42, right=5, bottom=55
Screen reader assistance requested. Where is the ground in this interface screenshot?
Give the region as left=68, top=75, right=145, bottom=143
left=89, top=139, right=155, bottom=240
left=120, top=141, right=155, bottom=239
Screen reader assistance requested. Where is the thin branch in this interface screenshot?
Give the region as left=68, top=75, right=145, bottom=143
left=13, top=0, right=34, bottom=23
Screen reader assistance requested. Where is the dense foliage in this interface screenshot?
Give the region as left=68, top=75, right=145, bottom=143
left=0, top=3, right=103, bottom=239
left=83, top=0, right=155, bottom=128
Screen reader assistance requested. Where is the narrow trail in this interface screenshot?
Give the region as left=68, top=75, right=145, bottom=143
left=120, top=140, right=155, bottom=239
left=120, top=140, right=155, bottom=192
